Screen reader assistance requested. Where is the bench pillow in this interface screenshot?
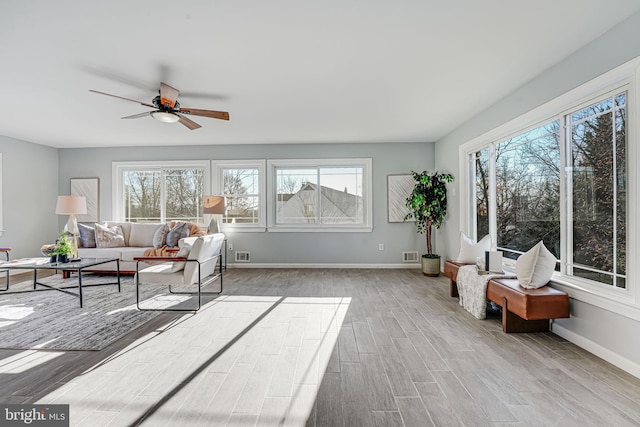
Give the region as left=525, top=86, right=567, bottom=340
left=516, top=241, right=556, bottom=289
left=456, top=232, right=491, bottom=264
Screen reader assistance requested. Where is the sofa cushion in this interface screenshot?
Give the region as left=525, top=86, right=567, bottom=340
left=153, top=223, right=170, bottom=248
left=129, top=223, right=162, bottom=247
left=166, top=222, right=189, bottom=247
left=95, top=223, right=126, bottom=248
left=119, top=247, right=151, bottom=262
left=78, top=223, right=96, bottom=248
left=77, top=247, right=123, bottom=259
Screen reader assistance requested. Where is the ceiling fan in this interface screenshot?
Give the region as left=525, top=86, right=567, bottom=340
left=89, top=82, right=229, bottom=130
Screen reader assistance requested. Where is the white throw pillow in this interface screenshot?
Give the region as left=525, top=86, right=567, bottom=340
left=516, top=241, right=556, bottom=289
left=456, top=232, right=491, bottom=264
left=171, top=243, right=193, bottom=272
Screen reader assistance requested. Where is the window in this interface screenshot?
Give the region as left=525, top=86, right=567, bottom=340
left=567, top=93, right=626, bottom=288
left=212, top=160, right=266, bottom=231
left=267, top=159, right=372, bottom=231
left=495, top=122, right=561, bottom=262
left=458, top=56, right=640, bottom=317
left=464, top=88, right=628, bottom=294
left=113, top=161, right=209, bottom=223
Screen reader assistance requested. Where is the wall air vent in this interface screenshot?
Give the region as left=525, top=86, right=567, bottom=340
left=402, top=251, right=419, bottom=262
left=235, top=251, right=251, bottom=262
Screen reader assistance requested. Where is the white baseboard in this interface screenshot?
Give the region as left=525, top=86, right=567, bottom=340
left=227, top=263, right=421, bottom=269
left=552, top=323, right=640, bottom=379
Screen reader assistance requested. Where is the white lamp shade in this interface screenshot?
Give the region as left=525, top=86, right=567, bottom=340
left=55, top=195, right=87, bottom=215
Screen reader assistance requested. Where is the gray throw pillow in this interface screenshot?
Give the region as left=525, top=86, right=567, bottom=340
left=78, top=223, right=96, bottom=248
left=165, top=222, right=189, bottom=247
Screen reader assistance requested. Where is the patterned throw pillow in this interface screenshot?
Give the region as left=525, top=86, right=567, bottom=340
left=78, top=223, right=96, bottom=248
left=152, top=223, right=170, bottom=248
left=95, top=223, right=126, bottom=248
left=165, top=222, right=189, bottom=247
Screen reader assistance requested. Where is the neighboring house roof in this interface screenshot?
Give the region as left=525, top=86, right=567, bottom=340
left=278, top=183, right=363, bottom=222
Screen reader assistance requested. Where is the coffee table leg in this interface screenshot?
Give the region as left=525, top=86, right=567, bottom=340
left=78, top=270, right=83, bottom=308
left=33, top=270, right=37, bottom=290
left=117, top=259, right=121, bottom=292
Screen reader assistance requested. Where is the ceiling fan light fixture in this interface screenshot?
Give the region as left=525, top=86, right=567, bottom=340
left=150, top=111, right=180, bottom=123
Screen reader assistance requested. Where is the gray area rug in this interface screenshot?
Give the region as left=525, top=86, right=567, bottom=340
left=0, top=274, right=173, bottom=351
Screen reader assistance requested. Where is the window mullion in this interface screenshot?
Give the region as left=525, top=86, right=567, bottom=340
left=469, top=153, right=477, bottom=238
left=160, top=169, right=167, bottom=223
left=560, top=115, right=571, bottom=277
left=488, top=143, right=497, bottom=249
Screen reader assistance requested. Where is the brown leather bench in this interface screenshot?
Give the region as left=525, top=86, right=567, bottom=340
left=444, top=260, right=570, bottom=333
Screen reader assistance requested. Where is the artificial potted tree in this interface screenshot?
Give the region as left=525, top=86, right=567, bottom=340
left=404, top=170, right=454, bottom=276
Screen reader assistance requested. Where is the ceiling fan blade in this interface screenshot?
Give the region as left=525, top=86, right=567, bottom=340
left=89, top=90, right=156, bottom=108
left=121, top=112, right=151, bottom=119
left=160, top=82, right=180, bottom=108
left=179, top=107, right=230, bottom=121
left=177, top=114, right=202, bottom=130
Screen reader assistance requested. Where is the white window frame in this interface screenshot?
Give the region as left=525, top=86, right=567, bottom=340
left=458, top=57, right=640, bottom=319
left=0, top=154, right=3, bottom=237
left=211, top=159, right=267, bottom=232
left=112, top=160, right=210, bottom=222
left=267, top=158, right=373, bottom=232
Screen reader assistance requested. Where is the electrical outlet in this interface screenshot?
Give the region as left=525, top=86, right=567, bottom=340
left=228, top=243, right=233, bottom=251
left=378, top=243, right=384, bottom=251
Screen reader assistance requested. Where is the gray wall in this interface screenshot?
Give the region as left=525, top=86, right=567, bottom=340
left=435, top=11, right=640, bottom=374
left=59, top=142, right=434, bottom=266
left=0, top=135, right=59, bottom=258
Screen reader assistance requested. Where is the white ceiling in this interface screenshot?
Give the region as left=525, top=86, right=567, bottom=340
left=2, top=1, right=640, bottom=149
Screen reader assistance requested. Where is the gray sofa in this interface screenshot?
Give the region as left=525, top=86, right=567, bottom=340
left=77, top=221, right=210, bottom=273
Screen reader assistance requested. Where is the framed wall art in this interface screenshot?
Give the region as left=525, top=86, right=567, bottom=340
left=387, top=174, right=414, bottom=222
left=70, top=178, right=99, bottom=223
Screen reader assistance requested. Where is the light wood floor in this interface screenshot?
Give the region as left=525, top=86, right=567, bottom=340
left=1, top=268, right=640, bottom=426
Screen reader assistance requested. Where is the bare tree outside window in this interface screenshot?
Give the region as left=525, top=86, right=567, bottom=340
left=123, top=168, right=204, bottom=223
left=223, top=168, right=260, bottom=224
left=569, top=92, right=626, bottom=287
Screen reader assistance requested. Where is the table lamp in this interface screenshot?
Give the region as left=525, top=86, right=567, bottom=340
left=203, top=195, right=226, bottom=233
left=55, top=195, right=87, bottom=259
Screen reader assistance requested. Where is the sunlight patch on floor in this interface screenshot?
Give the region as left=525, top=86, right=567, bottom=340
left=36, top=295, right=350, bottom=426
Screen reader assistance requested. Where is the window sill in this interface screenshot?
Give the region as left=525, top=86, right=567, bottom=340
left=267, top=226, right=373, bottom=233
left=221, top=226, right=267, bottom=233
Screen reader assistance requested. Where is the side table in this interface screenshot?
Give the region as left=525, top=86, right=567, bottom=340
left=0, top=247, right=12, bottom=291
